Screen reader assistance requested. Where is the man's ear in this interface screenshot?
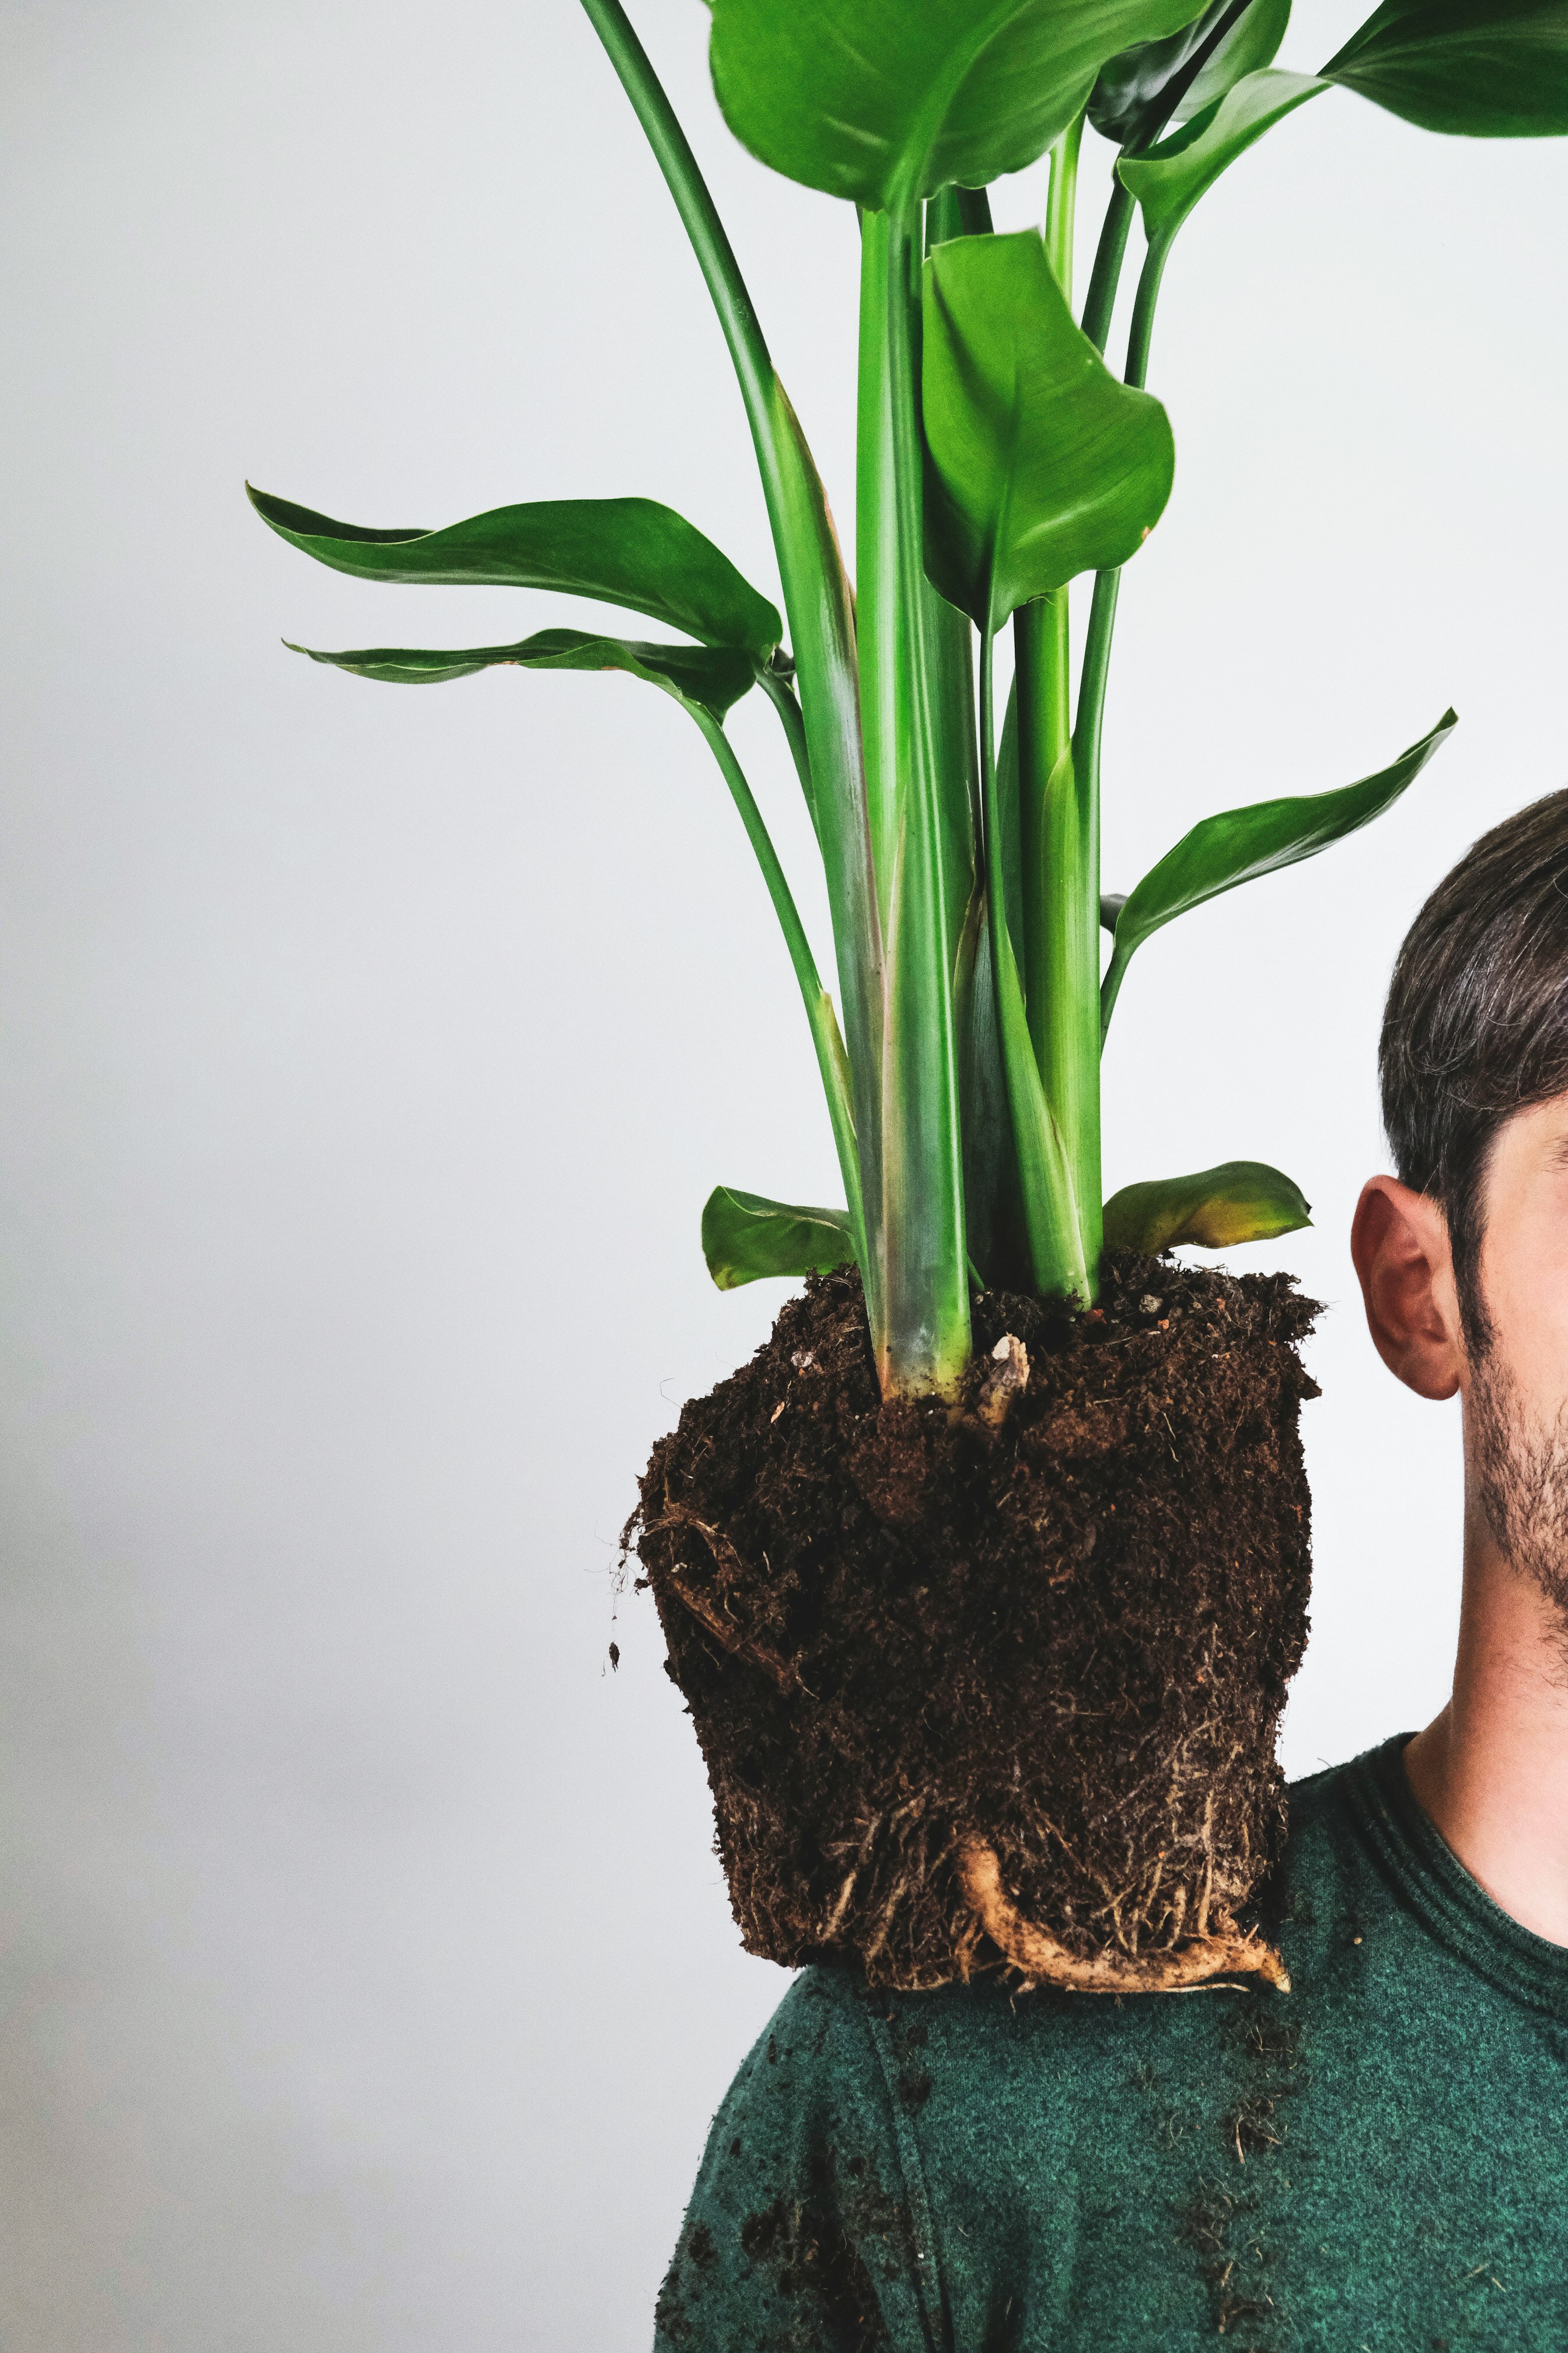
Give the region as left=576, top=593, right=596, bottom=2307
left=1349, top=1176, right=1463, bottom=1401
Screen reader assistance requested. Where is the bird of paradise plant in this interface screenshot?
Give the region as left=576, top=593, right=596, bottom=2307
left=251, top=0, right=1566, bottom=1401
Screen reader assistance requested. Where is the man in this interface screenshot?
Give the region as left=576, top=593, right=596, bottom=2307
left=653, top=794, right=1568, bottom=2352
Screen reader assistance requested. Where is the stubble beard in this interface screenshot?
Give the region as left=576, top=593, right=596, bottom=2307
left=1468, top=1345, right=1568, bottom=1627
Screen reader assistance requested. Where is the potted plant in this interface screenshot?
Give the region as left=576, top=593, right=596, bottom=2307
left=250, top=0, right=1568, bottom=1992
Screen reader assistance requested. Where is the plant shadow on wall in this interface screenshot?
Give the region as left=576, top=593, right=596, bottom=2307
left=250, top=0, right=1568, bottom=1992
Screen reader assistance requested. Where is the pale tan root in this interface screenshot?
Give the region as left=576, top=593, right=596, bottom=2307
left=976, top=1334, right=1030, bottom=1431
left=958, top=1837, right=1290, bottom=1994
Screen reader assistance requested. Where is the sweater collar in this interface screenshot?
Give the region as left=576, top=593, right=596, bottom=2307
left=1339, top=1733, right=1568, bottom=2019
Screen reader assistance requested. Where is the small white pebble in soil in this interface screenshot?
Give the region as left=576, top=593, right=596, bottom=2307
left=1139, top=1295, right=1163, bottom=1316
left=791, top=1350, right=815, bottom=1370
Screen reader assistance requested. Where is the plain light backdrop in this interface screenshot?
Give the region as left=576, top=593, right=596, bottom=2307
left=2, top=1, right=1565, bottom=2344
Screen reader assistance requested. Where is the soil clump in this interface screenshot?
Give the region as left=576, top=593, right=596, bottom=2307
left=629, top=1252, right=1319, bottom=1992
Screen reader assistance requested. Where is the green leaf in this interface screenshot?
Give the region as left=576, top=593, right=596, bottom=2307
left=1102, top=709, right=1456, bottom=1031
left=708, top=0, right=1212, bottom=211
left=1088, top=0, right=1290, bottom=146
left=1322, top=1, right=1568, bottom=137
left=248, top=487, right=783, bottom=656
left=1118, top=69, right=1328, bottom=247
left=701, top=1186, right=856, bottom=1290
left=1103, top=1159, right=1311, bottom=1251
left=1179, top=0, right=1293, bottom=114
left=921, top=232, right=1176, bottom=630
left=284, top=628, right=759, bottom=724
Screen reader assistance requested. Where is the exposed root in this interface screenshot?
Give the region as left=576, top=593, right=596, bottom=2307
left=976, top=1333, right=1030, bottom=1431
left=656, top=1564, right=800, bottom=1694
left=958, top=1838, right=1290, bottom=1994
left=642, top=1501, right=749, bottom=1585
left=820, top=1870, right=859, bottom=1940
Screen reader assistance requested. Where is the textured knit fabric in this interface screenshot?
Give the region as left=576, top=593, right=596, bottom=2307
left=654, top=1738, right=1568, bottom=2351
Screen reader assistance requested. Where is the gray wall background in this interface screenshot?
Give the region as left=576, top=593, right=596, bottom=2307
left=1, top=1, right=1564, bottom=2344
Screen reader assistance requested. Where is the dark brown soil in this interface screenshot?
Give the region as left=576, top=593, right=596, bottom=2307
left=628, top=1252, right=1319, bottom=1991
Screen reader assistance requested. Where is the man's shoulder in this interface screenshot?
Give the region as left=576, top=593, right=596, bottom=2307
left=1269, top=1732, right=1411, bottom=1941
left=713, top=1961, right=923, bottom=2162
left=738, top=1738, right=1406, bottom=2119
left=755, top=1958, right=1053, bottom=2117
left=1283, top=1735, right=1395, bottom=1825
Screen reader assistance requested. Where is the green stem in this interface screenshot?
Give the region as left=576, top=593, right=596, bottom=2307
left=919, top=193, right=986, bottom=989
left=1072, top=569, right=1121, bottom=815
left=1079, top=183, right=1135, bottom=355
left=579, top=0, right=769, bottom=424
left=857, top=204, right=970, bottom=1394
left=1071, top=183, right=1133, bottom=889
left=1125, top=234, right=1173, bottom=393
left=1071, top=170, right=1141, bottom=811
left=920, top=190, right=988, bottom=991
left=1043, top=110, right=1082, bottom=300
left=1019, top=126, right=1077, bottom=1048
left=1014, top=598, right=1100, bottom=1289
left=1091, top=239, right=1175, bottom=1049
left=1074, top=5, right=1248, bottom=1069
left=1015, top=598, right=1070, bottom=1073
left=1013, top=115, right=1101, bottom=1297
left=689, top=707, right=864, bottom=1255
left=579, top=0, right=885, bottom=1331
left=979, top=628, right=1090, bottom=1301
left=755, top=662, right=818, bottom=841
left=1076, top=233, right=1174, bottom=1050
left=1077, top=0, right=1246, bottom=353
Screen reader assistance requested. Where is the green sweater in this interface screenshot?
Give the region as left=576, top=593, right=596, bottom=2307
left=654, top=1739, right=1568, bottom=2351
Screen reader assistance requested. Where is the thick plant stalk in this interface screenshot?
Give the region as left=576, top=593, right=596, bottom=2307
left=924, top=159, right=1092, bottom=1302
left=916, top=189, right=984, bottom=978
left=1015, top=114, right=1102, bottom=1300
left=922, top=184, right=1015, bottom=1289
left=857, top=205, right=970, bottom=1393
left=978, top=631, right=1089, bottom=1301
left=1015, top=606, right=1100, bottom=1294
left=579, top=0, right=884, bottom=1307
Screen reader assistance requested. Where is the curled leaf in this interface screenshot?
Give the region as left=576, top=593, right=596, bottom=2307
left=701, top=1186, right=857, bottom=1291
left=1089, top=0, right=1291, bottom=147
left=922, top=232, right=1175, bottom=629
left=1117, top=68, right=1329, bottom=249
left=285, top=628, right=759, bottom=723
left=1103, top=1159, right=1311, bottom=1251
left=1178, top=0, right=1293, bottom=117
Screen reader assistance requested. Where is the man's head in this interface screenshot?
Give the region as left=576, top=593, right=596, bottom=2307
left=1354, top=787, right=1568, bottom=1616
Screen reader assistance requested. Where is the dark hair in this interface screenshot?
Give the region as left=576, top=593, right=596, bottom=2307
left=1380, top=787, right=1568, bottom=1352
